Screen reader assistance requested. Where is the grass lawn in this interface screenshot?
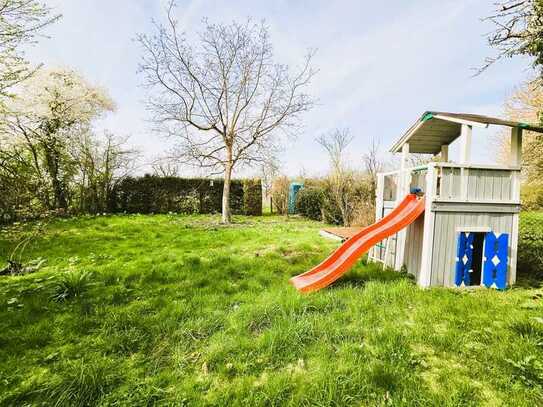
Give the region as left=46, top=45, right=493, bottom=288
left=0, top=214, right=542, bottom=406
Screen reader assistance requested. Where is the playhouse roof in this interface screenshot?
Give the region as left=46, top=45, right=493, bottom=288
left=389, top=111, right=543, bottom=154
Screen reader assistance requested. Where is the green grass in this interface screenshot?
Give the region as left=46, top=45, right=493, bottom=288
left=0, top=214, right=542, bottom=406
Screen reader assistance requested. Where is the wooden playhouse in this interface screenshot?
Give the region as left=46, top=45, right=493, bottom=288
left=369, top=111, right=543, bottom=289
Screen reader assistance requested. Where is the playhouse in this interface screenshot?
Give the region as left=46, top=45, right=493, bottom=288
left=290, top=111, right=543, bottom=293
left=369, top=111, right=543, bottom=289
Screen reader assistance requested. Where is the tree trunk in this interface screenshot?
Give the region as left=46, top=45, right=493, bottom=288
left=43, top=145, right=68, bottom=211
left=222, top=150, right=233, bottom=224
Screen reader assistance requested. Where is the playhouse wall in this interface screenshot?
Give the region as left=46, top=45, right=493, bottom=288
left=429, top=211, right=514, bottom=287
left=437, top=167, right=514, bottom=201
left=403, top=213, right=425, bottom=279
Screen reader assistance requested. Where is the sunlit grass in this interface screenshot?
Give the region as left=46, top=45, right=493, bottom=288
left=0, top=214, right=542, bottom=405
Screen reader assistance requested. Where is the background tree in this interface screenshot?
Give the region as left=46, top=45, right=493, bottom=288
left=137, top=1, right=315, bottom=223
left=362, top=137, right=382, bottom=197
left=317, top=128, right=359, bottom=226
left=260, top=159, right=280, bottom=209
left=496, top=77, right=543, bottom=176
left=0, top=0, right=60, bottom=111
left=482, top=0, right=543, bottom=74
left=71, top=130, right=140, bottom=213
left=3, top=68, right=115, bottom=211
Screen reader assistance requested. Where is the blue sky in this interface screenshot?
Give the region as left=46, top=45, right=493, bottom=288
left=27, top=0, right=534, bottom=175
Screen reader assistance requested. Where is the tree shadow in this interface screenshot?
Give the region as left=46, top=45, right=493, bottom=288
left=514, top=270, right=543, bottom=289
left=330, top=262, right=414, bottom=290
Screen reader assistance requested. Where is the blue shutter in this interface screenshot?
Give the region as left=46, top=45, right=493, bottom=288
left=483, top=232, right=509, bottom=289
left=455, top=232, right=474, bottom=286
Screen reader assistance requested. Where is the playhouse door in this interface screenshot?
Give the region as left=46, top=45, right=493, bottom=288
left=455, top=232, right=474, bottom=286
left=482, top=232, right=509, bottom=289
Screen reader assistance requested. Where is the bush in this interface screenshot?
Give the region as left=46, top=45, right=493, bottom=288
left=271, top=176, right=289, bottom=215
left=110, top=176, right=262, bottom=216
left=320, top=173, right=375, bottom=226
left=295, top=187, right=323, bottom=220
left=518, top=212, right=543, bottom=280
left=321, top=190, right=344, bottom=225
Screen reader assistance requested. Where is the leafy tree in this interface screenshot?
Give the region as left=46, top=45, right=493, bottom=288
left=495, top=77, right=543, bottom=186
left=3, top=68, right=115, bottom=211
left=137, top=1, right=315, bottom=223
left=0, top=0, right=60, bottom=111
left=482, top=1, right=543, bottom=74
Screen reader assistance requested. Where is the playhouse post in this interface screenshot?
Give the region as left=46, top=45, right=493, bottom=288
left=459, top=124, right=472, bottom=200
left=510, top=127, right=522, bottom=167
left=369, top=173, right=385, bottom=262
left=395, top=143, right=410, bottom=270
left=400, top=143, right=410, bottom=195
left=418, top=163, right=437, bottom=287
left=459, top=124, right=472, bottom=164
left=509, top=126, right=522, bottom=286
left=440, top=145, right=449, bottom=162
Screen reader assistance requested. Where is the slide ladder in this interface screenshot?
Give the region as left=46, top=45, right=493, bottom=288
left=290, top=194, right=425, bottom=292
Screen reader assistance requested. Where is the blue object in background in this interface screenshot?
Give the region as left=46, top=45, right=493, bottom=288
left=455, top=232, right=474, bottom=286
left=288, top=183, right=304, bottom=214
left=483, top=232, right=508, bottom=289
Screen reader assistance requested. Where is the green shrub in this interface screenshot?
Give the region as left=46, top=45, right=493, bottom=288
left=174, top=192, right=200, bottom=214
left=295, top=188, right=323, bottom=221
left=321, top=191, right=344, bottom=225
left=518, top=211, right=543, bottom=280
left=243, top=179, right=263, bottom=216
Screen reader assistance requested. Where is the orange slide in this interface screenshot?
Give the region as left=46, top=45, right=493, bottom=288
left=290, top=194, right=425, bottom=292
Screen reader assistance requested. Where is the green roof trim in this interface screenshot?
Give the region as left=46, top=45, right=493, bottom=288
left=422, top=113, right=434, bottom=122
left=519, top=123, right=529, bottom=128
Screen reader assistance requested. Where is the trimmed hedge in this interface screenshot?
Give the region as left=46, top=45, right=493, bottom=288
left=295, top=188, right=323, bottom=220
left=110, top=175, right=262, bottom=215
left=243, top=179, right=263, bottom=216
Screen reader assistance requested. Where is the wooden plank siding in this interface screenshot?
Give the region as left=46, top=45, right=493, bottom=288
left=429, top=211, right=514, bottom=287
left=436, top=167, right=515, bottom=202
left=404, top=213, right=425, bottom=280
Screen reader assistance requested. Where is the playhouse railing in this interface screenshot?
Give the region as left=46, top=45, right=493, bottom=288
left=371, top=164, right=427, bottom=268
left=432, top=162, right=520, bottom=203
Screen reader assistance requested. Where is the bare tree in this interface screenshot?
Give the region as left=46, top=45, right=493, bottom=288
left=260, top=158, right=280, bottom=201
left=72, top=130, right=140, bottom=213
left=137, top=1, right=315, bottom=223
left=317, top=128, right=360, bottom=226
left=151, top=160, right=181, bottom=177
left=362, top=137, right=382, bottom=194
left=316, top=128, right=353, bottom=175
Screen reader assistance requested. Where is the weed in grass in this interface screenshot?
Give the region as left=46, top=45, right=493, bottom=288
left=51, top=270, right=95, bottom=302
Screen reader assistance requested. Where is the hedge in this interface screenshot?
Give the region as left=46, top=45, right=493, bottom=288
left=110, top=175, right=262, bottom=216
left=295, top=188, right=323, bottom=220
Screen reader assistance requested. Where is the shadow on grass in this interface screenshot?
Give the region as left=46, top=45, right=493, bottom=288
left=330, top=261, right=414, bottom=290
left=515, top=269, right=543, bottom=289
